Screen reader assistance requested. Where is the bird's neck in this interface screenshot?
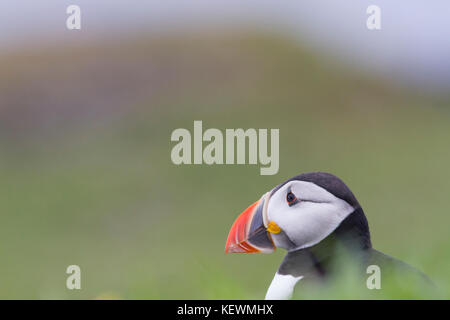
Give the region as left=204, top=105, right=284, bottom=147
left=278, top=207, right=372, bottom=278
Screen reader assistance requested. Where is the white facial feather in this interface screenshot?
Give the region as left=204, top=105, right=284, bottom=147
left=267, top=181, right=354, bottom=251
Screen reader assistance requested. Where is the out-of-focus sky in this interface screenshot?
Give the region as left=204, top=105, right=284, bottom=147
left=1, top=0, right=449, bottom=92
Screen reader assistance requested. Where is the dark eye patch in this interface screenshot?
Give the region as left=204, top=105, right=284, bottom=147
left=286, top=190, right=300, bottom=207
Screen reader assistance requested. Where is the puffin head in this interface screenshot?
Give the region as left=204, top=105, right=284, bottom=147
left=225, top=172, right=369, bottom=253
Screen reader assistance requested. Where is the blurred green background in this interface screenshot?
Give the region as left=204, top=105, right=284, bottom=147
left=1, top=30, right=450, bottom=299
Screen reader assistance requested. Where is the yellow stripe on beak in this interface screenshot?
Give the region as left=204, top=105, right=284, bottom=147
left=267, top=221, right=281, bottom=234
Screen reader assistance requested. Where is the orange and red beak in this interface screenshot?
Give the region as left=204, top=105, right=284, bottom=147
left=225, top=193, right=276, bottom=254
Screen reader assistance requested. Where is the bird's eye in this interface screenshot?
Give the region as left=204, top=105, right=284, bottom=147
left=286, top=191, right=299, bottom=207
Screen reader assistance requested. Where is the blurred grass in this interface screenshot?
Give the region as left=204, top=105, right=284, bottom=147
left=0, top=32, right=449, bottom=299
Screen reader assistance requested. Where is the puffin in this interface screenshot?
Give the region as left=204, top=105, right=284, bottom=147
left=225, top=172, right=432, bottom=299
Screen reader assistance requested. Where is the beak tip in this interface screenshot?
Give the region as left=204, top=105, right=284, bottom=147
left=224, top=239, right=261, bottom=254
